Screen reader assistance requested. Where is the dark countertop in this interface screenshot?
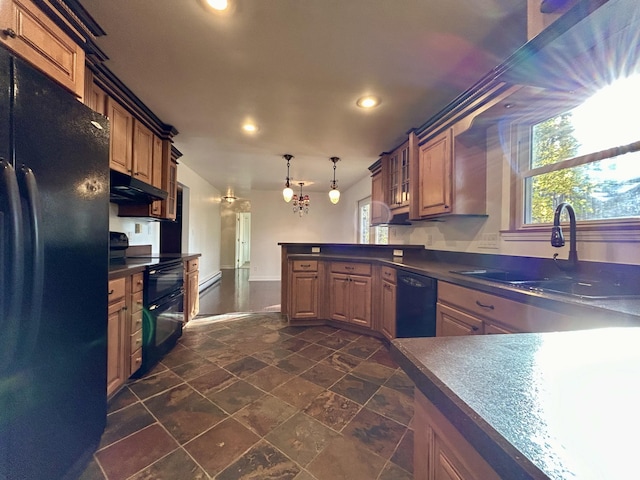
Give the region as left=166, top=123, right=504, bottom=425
left=109, top=253, right=201, bottom=279
left=391, top=329, right=640, bottom=479
left=286, top=253, right=640, bottom=321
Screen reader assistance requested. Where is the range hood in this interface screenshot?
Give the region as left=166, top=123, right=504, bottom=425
left=109, top=169, right=168, bottom=204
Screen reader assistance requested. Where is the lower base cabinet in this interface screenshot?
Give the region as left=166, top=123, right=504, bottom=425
left=184, top=258, right=200, bottom=323
left=329, top=262, right=372, bottom=328
left=107, top=278, right=127, bottom=397
left=414, top=390, right=500, bottom=480
left=107, top=272, right=144, bottom=398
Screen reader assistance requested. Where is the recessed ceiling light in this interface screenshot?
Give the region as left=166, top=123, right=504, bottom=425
left=242, top=123, right=258, bottom=133
left=356, top=96, right=381, bottom=109
left=199, top=0, right=235, bottom=14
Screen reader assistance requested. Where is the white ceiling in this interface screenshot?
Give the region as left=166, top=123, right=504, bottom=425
left=79, top=0, right=527, bottom=200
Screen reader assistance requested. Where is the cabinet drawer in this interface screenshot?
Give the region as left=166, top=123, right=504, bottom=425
left=130, top=310, right=143, bottom=333
left=186, top=258, right=199, bottom=273
left=131, top=272, right=144, bottom=293
left=381, top=266, right=397, bottom=284
left=130, top=328, right=143, bottom=352
left=108, top=278, right=126, bottom=303
left=331, top=262, right=371, bottom=276
left=131, top=290, right=144, bottom=313
left=130, top=348, right=142, bottom=376
left=438, top=281, right=582, bottom=333
left=292, top=260, right=318, bottom=272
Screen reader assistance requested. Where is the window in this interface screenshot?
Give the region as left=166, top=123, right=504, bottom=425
left=358, top=197, right=388, bottom=244
left=517, top=75, right=640, bottom=227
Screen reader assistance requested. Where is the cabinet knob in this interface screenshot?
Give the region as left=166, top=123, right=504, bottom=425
left=2, top=28, right=17, bottom=38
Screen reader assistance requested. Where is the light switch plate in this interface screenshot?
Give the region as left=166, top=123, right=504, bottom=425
left=393, top=249, right=404, bottom=257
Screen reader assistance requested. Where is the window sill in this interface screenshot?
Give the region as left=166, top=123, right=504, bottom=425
left=501, top=223, right=640, bottom=243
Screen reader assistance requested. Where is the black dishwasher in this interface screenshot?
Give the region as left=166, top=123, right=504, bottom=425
left=396, top=271, right=437, bottom=337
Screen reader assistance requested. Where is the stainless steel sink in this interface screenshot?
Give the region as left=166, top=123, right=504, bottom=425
left=451, top=269, right=639, bottom=300
left=451, top=269, right=549, bottom=283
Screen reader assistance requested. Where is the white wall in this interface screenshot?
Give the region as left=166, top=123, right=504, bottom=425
left=337, top=174, right=374, bottom=243
left=249, top=189, right=353, bottom=280
left=178, top=163, right=222, bottom=288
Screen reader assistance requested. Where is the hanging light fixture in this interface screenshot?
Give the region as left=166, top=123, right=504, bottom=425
left=222, top=195, right=237, bottom=203
left=328, top=156, right=341, bottom=204
left=282, top=154, right=294, bottom=202
left=292, top=182, right=310, bottom=216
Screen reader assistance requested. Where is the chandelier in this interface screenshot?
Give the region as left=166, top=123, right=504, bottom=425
left=329, top=156, right=341, bottom=204
left=282, top=154, right=294, bottom=202
left=292, top=182, right=310, bottom=216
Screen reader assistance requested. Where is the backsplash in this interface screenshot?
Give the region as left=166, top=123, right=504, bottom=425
left=109, top=203, right=160, bottom=250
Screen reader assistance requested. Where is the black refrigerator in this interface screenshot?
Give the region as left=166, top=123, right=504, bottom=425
left=0, top=45, right=109, bottom=479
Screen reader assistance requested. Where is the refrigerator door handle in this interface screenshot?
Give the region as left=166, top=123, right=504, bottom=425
left=16, top=165, right=44, bottom=360
left=0, top=159, right=25, bottom=371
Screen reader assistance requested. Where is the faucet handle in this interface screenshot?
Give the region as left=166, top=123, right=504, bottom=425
left=550, top=226, right=565, bottom=247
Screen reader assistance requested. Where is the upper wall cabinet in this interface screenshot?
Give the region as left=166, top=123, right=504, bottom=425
left=385, top=140, right=410, bottom=214
left=0, top=0, right=85, bottom=98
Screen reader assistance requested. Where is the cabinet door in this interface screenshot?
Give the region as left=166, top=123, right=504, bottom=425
left=86, top=82, right=107, bottom=116
left=329, top=273, right=350, bottom=322
left=132, top=119, right=153, bottom=184
left=436, top=303, right=482, bottom=336
left=419, top=129, right=452, bottom=217
left=349, top=274, right=372, bottom=327
left=290, top=272, right=319, bottom=320
left=371, top=170, right=385, bottom=225
left=484, top=322, right=515, bottom=334
left=0, top=0, right=85, bottom=97
left=186, top=269, right=199, bottom=322
left=381, top=279, right=396, bottom=339
left=107, top=98, right=133, bottom=174
left=433, top=435, right=473, bottom=480
left=150, top=135, right=164, bottom=216
left=107, top=298, right=127, bottom=397
left=163, top=157, right=178, bottom=221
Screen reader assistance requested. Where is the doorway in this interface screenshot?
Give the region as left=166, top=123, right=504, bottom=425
left=235, top=212, right=251, bottom=268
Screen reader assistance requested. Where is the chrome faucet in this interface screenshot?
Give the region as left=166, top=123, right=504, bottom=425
left=551, top=202, right=578, bottom=272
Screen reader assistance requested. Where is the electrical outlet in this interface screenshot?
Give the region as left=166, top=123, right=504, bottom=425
left=426, top=234, right=433, bottom=246
left=479, top=233, right=499, bottom=249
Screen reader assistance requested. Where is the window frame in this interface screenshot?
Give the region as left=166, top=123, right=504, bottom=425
left=510, top=99, right=640, bottom=236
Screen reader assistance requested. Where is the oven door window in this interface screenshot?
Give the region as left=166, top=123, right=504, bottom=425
left=144, top=291, right=184, bottom=347
left=146, top=262, right=184, bottom=302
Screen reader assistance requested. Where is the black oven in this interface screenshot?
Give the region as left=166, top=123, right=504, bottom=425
left=136, top=259, right=184, bottom=377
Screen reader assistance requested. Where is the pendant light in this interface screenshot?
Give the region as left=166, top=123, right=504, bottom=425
left=282, top=154, right=294, bottom=203
left=292, top=182, right=310, bottom=216
left=329, top=156, right=341, bottom=204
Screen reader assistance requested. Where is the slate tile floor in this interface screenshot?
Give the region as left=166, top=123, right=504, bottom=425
left=80, top=313, right=415, bottom=480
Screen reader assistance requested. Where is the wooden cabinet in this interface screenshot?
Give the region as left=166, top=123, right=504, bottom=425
left=386, top=141, right=410, bottom=213
left=413, top=123, right=487, bottom=220
left=184, top=258, right=200, bottom=323
left=414, top=390, right=501, bottom=480
left=107, top=272, right=144, bottom=397
left=107, top=97, right=134, bottom=175
left=84, top=79, right=107, bottom=116
left=129, top=272, right=144, bottom=376
left=107, top=278, right=127, bottom=397
left=132, top=119, right=153, bottom=184
left=0, top=0, right=85, bottom=98
left=329, top=262, right=372, bottom=328
left=418, top=129, right=452, bottom=217
left=436, top=303, right=483, bottom=336
left=380, top=266, right=397, bottom=340
left=369, top=159, right=385, bottom=226
left=435, top=281, right=609, bottom=335
left=289, top=260, right=321, bottom=320
left=163, top=151, right=179, bottom=221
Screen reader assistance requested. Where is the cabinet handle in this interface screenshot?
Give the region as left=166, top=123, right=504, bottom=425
left=475, top=300, right=494, bottom=310
left=108, top=289, right=114, bottom=295
left=345, top=266, right=354, bottom=271
left=472, top=325, right=479, bottom=331
left=300, top=263, right=311, bottom=268
left=2, top=28, right=17, bottom=38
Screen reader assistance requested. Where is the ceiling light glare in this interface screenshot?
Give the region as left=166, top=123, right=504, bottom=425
left=206, top=0, right=228, bottom=11
left=356, top=96, right=380, bottom=109
left=242, top=123, right=258, bottom=133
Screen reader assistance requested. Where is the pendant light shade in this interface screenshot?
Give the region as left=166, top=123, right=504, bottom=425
left=282, top=154, right=294, bottom=202
left=329, top=157, right=341, bottom=204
